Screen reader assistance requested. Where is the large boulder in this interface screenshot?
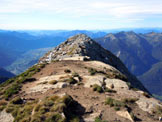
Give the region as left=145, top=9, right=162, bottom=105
left=116, top=110, right=134, bottom=122
left=84, top=75, right=105, bottom=88
left=105, top=78, right=129, bottom=90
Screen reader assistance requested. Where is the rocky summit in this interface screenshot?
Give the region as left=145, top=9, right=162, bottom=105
left=40, top=34, right=147, bottom=92
left=0, top=34, right=162, bottom=122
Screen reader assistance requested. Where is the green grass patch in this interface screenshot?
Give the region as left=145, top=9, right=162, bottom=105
left=4, top=94, right=81, bottom=122
left=142, top=92, right=151, bottom=98
left=122, top=98, right=138, bottom=104
left=105, top=97, right=126, bottom=110
left=88, top=68, right=97, bottom=75
left=95, top=117, right=108, bottom=122
left=62, top=77, right=77, bottom=84
left=11, top=97, right=23, bottom=104
left=4, top=83, right=21, bottom=100
left=92, top=84, right=103, bottom=93
left=105, top=88, right=116, bottom=93
left=1, top=63, right=46, bottom=100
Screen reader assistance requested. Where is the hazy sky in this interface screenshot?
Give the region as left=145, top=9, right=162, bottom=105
left=0, top=0, right=162, bottom=30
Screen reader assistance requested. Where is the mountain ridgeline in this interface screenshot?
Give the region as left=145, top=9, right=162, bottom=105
left=0, top=30, right=162, bottom=97
left=0, top=34, right=161, bottom=122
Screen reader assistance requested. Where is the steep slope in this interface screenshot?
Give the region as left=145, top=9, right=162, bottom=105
left=95, top=31, right=157, bottom=76
left=95, top=31, right=162, bottom=97
left=0, top=34, right=161, bottom=122
left=140, top=32, right=162, bottom=61
left=138, top=62, right=162, bottom=95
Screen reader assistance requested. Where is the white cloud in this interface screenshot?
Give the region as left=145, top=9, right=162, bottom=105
left=0, top=0, right=162, bottom=16
left=0, top=0, right=162, bottom=29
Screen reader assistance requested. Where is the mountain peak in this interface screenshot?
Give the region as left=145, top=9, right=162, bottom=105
left=67, top=34, right=91, bottom=42
left=40, top=34, right=121, bottom=69
left=39, top=34, right=148, bottom=92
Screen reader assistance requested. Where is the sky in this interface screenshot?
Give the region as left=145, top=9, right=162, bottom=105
left=0, top=0, right=162, bottom=30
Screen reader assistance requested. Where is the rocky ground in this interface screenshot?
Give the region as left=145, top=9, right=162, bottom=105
left=1, top=60, right=159, bottom=122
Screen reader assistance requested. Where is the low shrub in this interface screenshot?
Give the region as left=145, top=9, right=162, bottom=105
left=114, top=106, right=120, bottom=111
left=50, top=96, right=59, bottom=102
left=88, top=68, right=97, bottom=75
left=23, top=77, right=36, bottom=83
left=45, top=112, right=65, bottom=122
left=72, top=72, right=79, bottom=77
left=92, top=84, right=103, bottom=93
left=122, top=98, right=138, bottom=104
left=105, top=97, right=126, bottom=110
left=4, top=94, right=79, bottom=122
left=72, top=72, right=82, bottom=81
left=69, top=116, right=80, bottom=122
left=51, top=103, right=66, bottom=113
left=4, top=83, right=21, bottom=100
left=64, top=69, right=71, bottom=73
left=143, top=92, right=151, bottom=98
left=11, top=97, right=23, bottom=104
left=105, top=88, right=116, bottom=93
left=44, top=100, right=54, bottom=107
left=63, top=77, right=77, bottom=84
left=35, top=104, right=42, bottom=112
left=6, top=104, right=17, bottom=113
left=39, top=106, right=49, bottom=114
left=131, top=87, right=139, bottom=91
left=95, top=117, right=107, bottom=122
left=105, top=97, right=114, bottom=107
left=130, top=112, right=137, bottom=121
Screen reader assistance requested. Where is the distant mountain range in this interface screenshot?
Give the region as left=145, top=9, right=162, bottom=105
left=6, top=48, right=52, bottom=74
left=95, top=31, right=162, bottom=96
